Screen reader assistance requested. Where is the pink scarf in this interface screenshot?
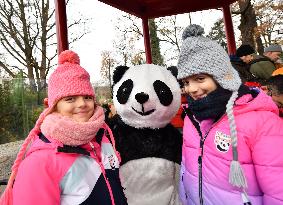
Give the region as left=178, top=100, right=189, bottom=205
left=40, top=106, right=105, bottom=146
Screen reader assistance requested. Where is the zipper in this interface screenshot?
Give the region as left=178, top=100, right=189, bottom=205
left=198, top=115, right=225, bottom=205
left=89, top=141, right=97, bottom=157
left=89, top=141, right=115, bottom=205
left=183, top=107, right=225, bottom=205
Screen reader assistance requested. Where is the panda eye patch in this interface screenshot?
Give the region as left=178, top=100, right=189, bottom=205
left=153, top=80, right=173, bottom=106
left=116, top=79, right=133, bottom=104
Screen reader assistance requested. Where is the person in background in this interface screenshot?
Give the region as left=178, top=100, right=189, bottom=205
left=263, top=44, right=283, bottom=69
left=171, top=79, right=188, bottom=134
left=102, top=103, right=117, bottom=125
left=236, top=44, right=276, bottom=84
left=261, top=74, right=283, bottom=118
left=272, top=67, right=283, bottom=76
left=230, top=54, right=261, bottom=88
left=0, top=50, right=127, bottom=205
left=177, top=24, right=283, bottom=205
left=230, top=54, right=251, bottom=83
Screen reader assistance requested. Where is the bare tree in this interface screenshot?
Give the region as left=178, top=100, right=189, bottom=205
left=0, top=53, right=15, bottom=77
left=231, top=0, right=282, bottom=54
left=156, top=15, right=186, bottom=63
left=0, top=0, right=89, bottom=91
left=113, top=14, right=145, bottom=66
left=253, top=0, right=283, bottom=46
left=113, top=14, right=186, bottom=66
left=0, top=0, right=57, bottom=90
left=131, top=52, right=146, bottom=65
left=231, top=0, right=263, bottom=52
left=157, top=15, right=182, bottom=53
left=100, top=51, right=116, bottom=93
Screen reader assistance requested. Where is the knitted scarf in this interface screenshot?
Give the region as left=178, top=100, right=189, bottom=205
left=186, top=85, right=251, bottom=121
left=40, top=106, right=105, bottom=146
left=186, top=87, right=231, bottom=121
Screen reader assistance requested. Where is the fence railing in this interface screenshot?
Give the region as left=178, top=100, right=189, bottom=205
left=0, top=77, right=46, bottom=144
left=0, top=77, right=114, bottom=144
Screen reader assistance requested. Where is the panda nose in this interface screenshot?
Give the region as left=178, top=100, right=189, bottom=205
left=135, top=92, right=149, bottom=104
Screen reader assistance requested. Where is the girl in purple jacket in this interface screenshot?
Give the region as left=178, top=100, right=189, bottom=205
left=177, top=24, right=283, bottom=205
left=0, top=50, right=127, bottom=205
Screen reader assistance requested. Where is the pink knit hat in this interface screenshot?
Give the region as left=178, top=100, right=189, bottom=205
left=47, top=50, right=95, bottom=109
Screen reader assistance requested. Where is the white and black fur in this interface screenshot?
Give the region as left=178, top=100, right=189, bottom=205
left=109, top=64, right=182, bottom=205
left=112, top=64, right=181, bottom=129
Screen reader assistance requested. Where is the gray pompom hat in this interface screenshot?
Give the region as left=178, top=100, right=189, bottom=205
left=177, top=24, right=241, bottom=92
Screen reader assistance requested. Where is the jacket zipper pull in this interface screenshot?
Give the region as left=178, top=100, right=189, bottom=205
left=89, top=142, right=97, bottom=157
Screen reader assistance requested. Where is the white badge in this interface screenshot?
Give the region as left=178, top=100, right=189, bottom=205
left=214, top=131, right=231, bottom=153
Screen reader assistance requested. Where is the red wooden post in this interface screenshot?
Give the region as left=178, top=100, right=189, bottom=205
left=142, top=17, right=152, bottom=64
left=222, top=4, right=236, bottom=55
left=54, top=0, right=69, bottom=54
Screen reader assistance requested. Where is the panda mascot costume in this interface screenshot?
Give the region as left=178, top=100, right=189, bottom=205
left=109, top=64, right=183, bottom=205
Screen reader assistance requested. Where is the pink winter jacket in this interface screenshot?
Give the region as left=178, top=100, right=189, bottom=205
left=12, top=131, right=126, bottom=205
left=180, top=90, right=283, bottom=205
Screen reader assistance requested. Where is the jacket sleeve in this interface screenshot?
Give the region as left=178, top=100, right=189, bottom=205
left=251, top=112, right=283, bottom=205
left=250, top=61, right=275, bottom=80
left=13, top=151, right=61, bottom=205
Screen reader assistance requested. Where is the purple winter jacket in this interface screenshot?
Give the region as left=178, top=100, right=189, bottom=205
left=180, top=90, right=283, bottom=205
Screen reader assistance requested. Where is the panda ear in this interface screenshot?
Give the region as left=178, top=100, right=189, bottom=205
left=113, top=66, right=129, bottom=85
left=167, top=66, right=178, bottom=78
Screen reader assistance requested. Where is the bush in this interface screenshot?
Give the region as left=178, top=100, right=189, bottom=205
left=0, top=77, right=46, bottom=144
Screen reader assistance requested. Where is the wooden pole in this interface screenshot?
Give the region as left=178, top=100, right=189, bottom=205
left=142, top=17, right=152, bottom=64
left=54, top=0, right=69, bottom=54
left=222, top=4, right=236, bottom=55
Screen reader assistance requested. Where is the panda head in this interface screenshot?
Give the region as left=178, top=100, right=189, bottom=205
left=112, top=64, right=181, bottom=129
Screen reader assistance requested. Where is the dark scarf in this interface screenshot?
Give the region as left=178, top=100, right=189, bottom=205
left=186, top=85, right=252, bottom=121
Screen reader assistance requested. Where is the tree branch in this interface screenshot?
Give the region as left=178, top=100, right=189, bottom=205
left=0, top=61, right=15, bottom=77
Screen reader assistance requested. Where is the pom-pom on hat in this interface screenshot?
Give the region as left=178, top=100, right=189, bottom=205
left=47, top=50, right=95, bottom=110
left=236, top=44, right=255, bottom=57
left=177, top=24, right=241, bottom=92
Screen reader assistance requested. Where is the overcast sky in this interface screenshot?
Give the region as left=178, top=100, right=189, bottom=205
left=61, top=0, right=224, bottom=82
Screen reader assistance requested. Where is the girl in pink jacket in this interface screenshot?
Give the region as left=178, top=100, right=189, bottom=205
left=0, top=50, right=127, bottom=205
left=177, top=24, right=283, bottom=205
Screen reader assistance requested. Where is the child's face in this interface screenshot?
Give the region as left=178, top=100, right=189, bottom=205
left=271, top=94, right=283, bottom=117
left=55, top=95, right=95, bottom=122
left=263, top=86, right=283, bottom=116
left=182, top=74, right=217, bottom=100
left=271, top=93, right=283, bottom=110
